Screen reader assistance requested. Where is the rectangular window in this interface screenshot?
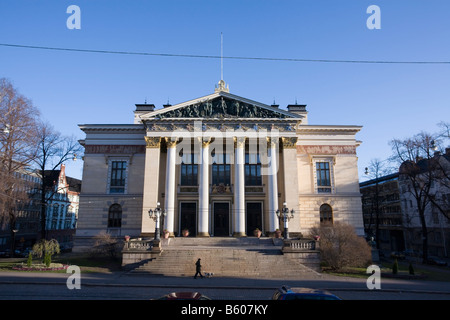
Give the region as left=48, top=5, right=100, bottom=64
left=181, top=153, right=198, bottom=186
left=245, top=153, right=262, bottom=186
left=212, top=153, right=231, bottom=185
left=316, top=162, right=331, bottom=193
left=110, top=161, right=127, bottom=193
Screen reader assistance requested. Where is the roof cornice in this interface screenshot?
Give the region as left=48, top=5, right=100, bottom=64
left=140, top=91, right=301, bottom=119
left=78, top=124, right=145, bottom=132
left=297, top=125, right=362, bottom=134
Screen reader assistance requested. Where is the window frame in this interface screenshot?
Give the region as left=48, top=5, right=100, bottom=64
left=212, top=153, right=231, bottom=185
left=180, top=152, right=198, bottom=186
left=312, top=157, right=335, bottom=194
left=245, top=153, right=262, bottom=186
left=108, top=203, right=122, bottom=228
left=107, top=159, right=129, bottom=194
left=320, top=203, right=333, bottom=223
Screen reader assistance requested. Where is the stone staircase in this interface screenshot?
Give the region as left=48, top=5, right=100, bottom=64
left=129, top=237, right=322, bottom=279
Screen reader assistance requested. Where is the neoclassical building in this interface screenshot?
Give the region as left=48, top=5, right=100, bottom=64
left=74, top=81, right=364, bottom=250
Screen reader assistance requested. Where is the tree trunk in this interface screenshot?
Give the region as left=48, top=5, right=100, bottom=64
left=419, top=210, right=428, bottom=263
left=9, top=212, right=16, bottom=257
left=40, top=181, right=47, bottom=240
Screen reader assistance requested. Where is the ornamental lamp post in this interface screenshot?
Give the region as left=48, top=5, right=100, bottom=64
left=148, top=202, right=166, bottom=241
left=276, top=202, right=295, bottom=239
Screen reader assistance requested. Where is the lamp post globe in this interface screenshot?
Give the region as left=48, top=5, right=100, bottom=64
left=148, top=202, right=165, bottom=241
left=276, top=202, right=294, bottom=239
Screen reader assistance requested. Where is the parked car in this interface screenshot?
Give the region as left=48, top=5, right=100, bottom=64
left=390, top=251, right=406, bottom=260
left=426, top=256, right=448, bottom=266
left=272, top=286, right=341, bottom=300
left=155, top=292, right=211, bottom=300
left=0, top=249, right=22, bottom=257
left=402, top=249, right=418, bottom=257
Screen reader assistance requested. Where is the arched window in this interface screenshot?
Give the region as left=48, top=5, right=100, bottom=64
left=320, top=204, right=333, bottom=223
left=108, top=204, right=122, bottom=228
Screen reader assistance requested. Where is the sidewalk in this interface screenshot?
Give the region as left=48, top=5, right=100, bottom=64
left=1, top=270, right=450, bottom=295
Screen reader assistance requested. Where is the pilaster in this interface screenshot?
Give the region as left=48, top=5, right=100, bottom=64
left=141, top=137, right=161, bottom=236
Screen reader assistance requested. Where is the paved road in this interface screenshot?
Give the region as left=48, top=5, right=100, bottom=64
left=1, top=270, right=450, bottom=300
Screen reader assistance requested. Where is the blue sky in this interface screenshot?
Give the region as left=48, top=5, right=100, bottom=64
left=1, top=0, right=449, bottom=180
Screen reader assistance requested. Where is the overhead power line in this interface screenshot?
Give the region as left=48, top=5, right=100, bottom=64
left=1, top=43, right=449, bottom=65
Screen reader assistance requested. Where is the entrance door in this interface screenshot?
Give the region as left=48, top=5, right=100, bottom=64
left=246, top=202, right=262, bottom=236
left=179, top=202, right=197, bottom=237
left=213, top=202, right=230, bottom=236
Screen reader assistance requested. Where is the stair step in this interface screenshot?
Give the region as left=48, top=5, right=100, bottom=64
left=130, top=246, right=320, bottom=278
left=127, top=237, right=319, bottom=277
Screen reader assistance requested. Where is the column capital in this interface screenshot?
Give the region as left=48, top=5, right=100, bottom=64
left=164, top=137, right=179, bottom=148
left=281, top=137, right=298, bottom=149
left=197, top=136, right=213, bottom=148
left=266, top=137, right=280, bottom=148
left=234, top=136, right=246, bottom=148
left=144, top=136, right=161, bottom=148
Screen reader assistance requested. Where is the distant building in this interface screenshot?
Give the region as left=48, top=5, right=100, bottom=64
left=360, top=148, right=450, bottom=258
left=0, top=164, right=81, bottom=254
left=75, top=81, right=365, bottom=251
left=0, top=169, right=41, bottom=254
left=399, top=149, right=450, bottom=258
left=360, top=173, right=405, bottom=253
left=44, top=164, right=81, bottom=251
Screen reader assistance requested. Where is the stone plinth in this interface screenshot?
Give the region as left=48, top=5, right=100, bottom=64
left=281, top=239, right=321, bottom=272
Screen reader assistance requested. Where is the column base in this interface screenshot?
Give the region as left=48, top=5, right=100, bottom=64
left=232, top=232, right=247, bottom=238
left=140, top=232, right=153, bottom=238
left=151, top=240, right=162, bottom=253
left=196, top=232, right=210, bottom=237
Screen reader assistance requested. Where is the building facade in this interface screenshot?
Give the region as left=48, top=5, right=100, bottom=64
left=360, top=149, right=450, bottom=259
left=44, top=164, right=81, bottom=251
left=74, top=81, right=364, bottom=250
left=360, top=173, right=405, bottom=253
left=0, top=169, right=40, bottom=255
left=0, top=165, right=81, bottom=255
left=399, top=149, right=450, bottom=258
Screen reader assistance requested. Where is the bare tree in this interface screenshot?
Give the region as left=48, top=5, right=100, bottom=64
left=33, top=121, right=83, bottom=240
left=437, top=121, right=450, bottom=140
left=363, top=158, right=393, bottom=248
left=0, top=78, right=40, bottom=255
left=390, top=129, right=449, bottom=263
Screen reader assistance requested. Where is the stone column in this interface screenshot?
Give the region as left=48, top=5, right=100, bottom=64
left=267, top=137, right=280, bottom=233
left=233, top=136, right=246, bottom=237
left=281, top=137, right=299, bottom=234
left=164, top=137, right=178, bottom=236
left=198, top=137, right=212, bottom=237
left=141, top=137, right=161, bottom=236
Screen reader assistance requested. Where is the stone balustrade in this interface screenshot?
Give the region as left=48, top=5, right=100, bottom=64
left=122, top=239, right=158, bottom=270
left=281, top=239, right=321, bottom=271
left=123, top=239, right=154, bottom=251
left=282, top=239, right=318, bottom=251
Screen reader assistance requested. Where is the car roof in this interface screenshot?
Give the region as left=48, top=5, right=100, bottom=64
left=156, top=291, right=211, bottom=300
left=279, top=286, right=340, bottom=298
left=288, top=287, right=333, bottom=294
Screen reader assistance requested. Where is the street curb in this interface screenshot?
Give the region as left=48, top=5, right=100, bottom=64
left=1, top=280, right=450, bottom=296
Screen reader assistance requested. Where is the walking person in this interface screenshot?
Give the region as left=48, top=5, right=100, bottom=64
left=194, top=258, right=204, bottom=279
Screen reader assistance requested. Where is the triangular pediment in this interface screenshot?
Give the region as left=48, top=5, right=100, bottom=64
left=140, top=91, right=301, bottom=120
